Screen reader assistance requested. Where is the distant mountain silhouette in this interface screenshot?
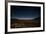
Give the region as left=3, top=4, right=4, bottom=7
left=32, top=17, right=40, bottom=23
left=32, top=17, right=40, bottom=20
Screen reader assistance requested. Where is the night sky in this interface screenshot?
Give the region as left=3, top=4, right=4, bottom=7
left=11, top=6, right=40, bottom=19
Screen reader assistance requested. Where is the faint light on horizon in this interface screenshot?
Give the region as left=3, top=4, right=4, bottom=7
left=11, top=17, right=39, bottom=20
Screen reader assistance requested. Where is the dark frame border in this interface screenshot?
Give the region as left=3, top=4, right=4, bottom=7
left=5, top=1, right=45, bottom=34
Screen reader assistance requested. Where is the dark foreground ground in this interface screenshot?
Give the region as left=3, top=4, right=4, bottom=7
left=11, top=17, right=41, bottom=28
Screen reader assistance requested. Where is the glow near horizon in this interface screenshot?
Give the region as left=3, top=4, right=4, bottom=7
left=11, top=17, right=39, bottom=20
